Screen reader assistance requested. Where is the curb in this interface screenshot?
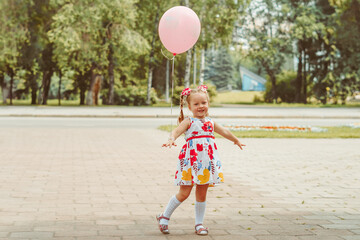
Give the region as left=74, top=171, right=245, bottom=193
left=1, top=114, right=359, bottom=119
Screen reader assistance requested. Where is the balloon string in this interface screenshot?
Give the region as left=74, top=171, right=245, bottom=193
left=161, top=48, right=176, bottom=61
left=170, top=56, right=175, bottom=136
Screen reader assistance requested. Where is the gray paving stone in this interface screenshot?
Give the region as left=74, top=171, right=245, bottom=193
left=0, top=119, right=359, bottom=239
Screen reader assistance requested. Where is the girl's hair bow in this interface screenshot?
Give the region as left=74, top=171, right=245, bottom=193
left=181, top=88, right=191, bottom=96
left=198, top=85, right=208, bottom=92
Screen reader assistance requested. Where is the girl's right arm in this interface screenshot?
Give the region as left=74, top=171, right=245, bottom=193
left=162, top=118, right=190, bottom=148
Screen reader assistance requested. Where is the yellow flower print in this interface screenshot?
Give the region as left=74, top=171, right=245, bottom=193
left=181, top=168, right=192, bottom=181
left=198, top=169, right=210, bottom=184
left=219, top=172, right=224, bottom=182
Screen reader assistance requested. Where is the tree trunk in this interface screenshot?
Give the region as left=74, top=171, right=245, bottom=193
left=199, top=49, right=205, bottom=85
left=0, top=73, right=7, bottom=104
left=38, top=82, right=43, bottom=105
left=146, top=69, right=153, bottom=105
left=30, top=72, right=38, bottom=105
left=302, top=51, right=307, bottom=104
left=295, top=46, right=303, bottom=103
left=58, top=71, right=62, bottom=106
left=184, top=48, right=192, bottom=88
left=146, top=8, right=159, bottom=105
left=193, top=46, right=197, bottom=86
left=79, top=72, right=87, bottom=105
left=107, top=43, right=115, bottom=105
left=9, top=68, right=14, bottom=105
left=269, top=72, right=277, bottom=103
left=165, top=59, right=170, bottom=103
left=86, top=65, right=97, bottom=105
left=42, top=69, right=53, bottom=105
left=183, top=0, right=192, bottom=88
left=92, top=75, right=102, bottom=105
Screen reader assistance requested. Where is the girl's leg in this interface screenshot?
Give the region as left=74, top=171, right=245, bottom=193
left=195, top=184, right=209, bottom=234
left=195, top=184, right=209, bottom=202
left=160, top=185, right=193, bottom=226
left=176, top=185, right=193, bottom=202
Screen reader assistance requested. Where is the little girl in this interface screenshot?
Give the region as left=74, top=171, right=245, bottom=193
left=157, top=85, right=245, bottom=235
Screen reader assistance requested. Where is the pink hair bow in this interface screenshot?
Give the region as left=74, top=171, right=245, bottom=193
left=198, top=85, right=208, bottom=92
left=181, top=88, right=191, bottom=96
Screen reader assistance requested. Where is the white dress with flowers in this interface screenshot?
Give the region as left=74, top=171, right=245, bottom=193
left=174, top=117, right=224, bottom=186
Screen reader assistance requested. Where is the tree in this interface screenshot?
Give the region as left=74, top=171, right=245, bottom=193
left=242, top=0, right=291, bottom=102
left=330, top=0, right=360, bottom=104
left=0, top=0, right=28, bottom=105
left=49, top=0, right=149, bottom=105
left=194, top=0, right=244, bottom=85
left=204, top=47, right=235, bottom=90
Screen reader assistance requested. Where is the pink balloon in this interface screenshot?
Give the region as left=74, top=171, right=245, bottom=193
left=158, top=6, right=201, bottom=55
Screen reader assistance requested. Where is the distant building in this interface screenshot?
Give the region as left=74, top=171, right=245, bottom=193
left=239, top=66, right=266, bottom=91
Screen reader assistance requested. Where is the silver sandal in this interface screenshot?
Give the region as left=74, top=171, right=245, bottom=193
left=156, top=214, right=170, bottom=234
left=195, top=224, right=208, bottom=235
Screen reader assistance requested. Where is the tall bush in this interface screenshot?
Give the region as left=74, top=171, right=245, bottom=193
left=264, top=70, right=297, bottom=103
left=102, top=85, right=158, bottom=106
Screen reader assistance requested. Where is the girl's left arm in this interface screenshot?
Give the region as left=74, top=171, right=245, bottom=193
left=214, top=122, right=246, bottom=150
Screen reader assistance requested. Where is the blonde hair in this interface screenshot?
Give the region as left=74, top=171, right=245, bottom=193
left=178, top=88, right=210, bottom=124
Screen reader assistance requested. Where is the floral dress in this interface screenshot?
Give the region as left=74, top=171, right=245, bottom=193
left=174, top=117, right=224, bottom=186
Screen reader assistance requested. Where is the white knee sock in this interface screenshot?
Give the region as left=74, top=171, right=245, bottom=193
left=195, top=201, right=206, bottom=229
left=160, top=195, right=181, bottom=225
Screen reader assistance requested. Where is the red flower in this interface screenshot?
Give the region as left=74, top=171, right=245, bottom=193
left=197, top=144, right=203, bottom=152
left=192, top=131, right=198, bottom=135
left=175, top=170, right=178, bottom=179
left=214, top=143, right=217, bottom=150
left=178, top=144, right=187, bottom=160
left=190, top=149, right=198, bottom=166
left=202, top=121, right=213, bottom=132
left=208, top=144, right=214, bottom=160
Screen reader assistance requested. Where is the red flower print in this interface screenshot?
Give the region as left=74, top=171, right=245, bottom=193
left=202, top=121, right=213, bottom=132
left=208, top=144, right=214, bottom=160
left=190, top=149, right=198, bottom=166
left=178, top=144, right=187, bottom=160
left=197, top=144, right=203, bottom=152
left=192, top=131, right=198, bottom=135
left=175, top=170, right=178, bottom=179
left=214, top=143, right=217, bottom=150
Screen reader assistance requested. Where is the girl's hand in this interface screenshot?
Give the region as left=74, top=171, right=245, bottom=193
left=234, top=140, right=246, bottom=150
left=162, top=138, right=177, bottom=148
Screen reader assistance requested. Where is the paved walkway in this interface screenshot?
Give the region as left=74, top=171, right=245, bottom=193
left=0, top=120, right=359, bottom=239
left=1, top=105, right=359, bottom=118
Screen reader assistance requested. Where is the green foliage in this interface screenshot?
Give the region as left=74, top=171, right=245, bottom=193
left=264, top=70, right=297, bottom=103
left=171, top=83, right=217, bottom=105
left=102, top=85, right=158, bottom=106
left=1, top=0, right=359, bottom=106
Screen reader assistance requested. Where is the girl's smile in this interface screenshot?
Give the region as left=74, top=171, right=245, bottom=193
left=188, top=93, right=209, bottom=119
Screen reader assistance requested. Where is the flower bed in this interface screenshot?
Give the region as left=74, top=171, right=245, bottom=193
left=347, top=123, right=360, bottom=128
left=224, top=124, right=327, bottom=132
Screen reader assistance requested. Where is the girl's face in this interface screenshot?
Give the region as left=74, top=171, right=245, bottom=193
left=188, top=92, right=209, bottom=119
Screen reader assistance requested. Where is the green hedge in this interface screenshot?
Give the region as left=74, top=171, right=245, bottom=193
left=102, top=85, right=158, bottom=105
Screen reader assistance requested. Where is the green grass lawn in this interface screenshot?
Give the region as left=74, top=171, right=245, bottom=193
left=212, top=91, right=360, bottom=107
left=158, top=125, right=360, bottom=138
left=1, top=99, right=82, bottom=106
left=213, top=91, right=263, bottom=104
